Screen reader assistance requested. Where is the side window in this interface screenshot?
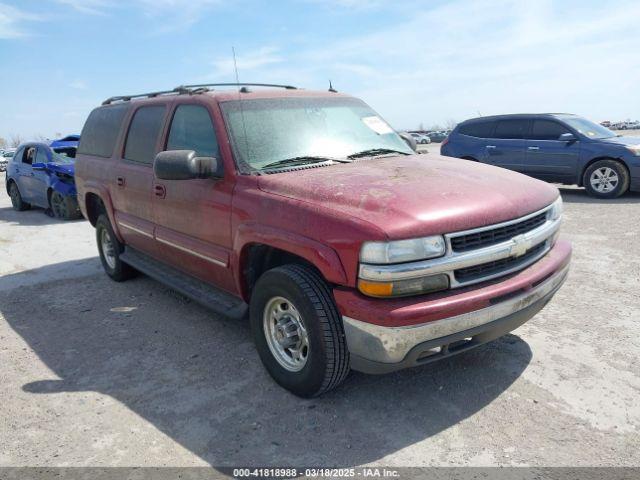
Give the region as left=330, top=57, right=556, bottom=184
left=22, top=147, right=36, bottom=165
left=459, top=121, right=495, bottom=138
left=529, top=120, right=570, bottom=141
left=492, top=119, right=528, bottom=140
left=78, top=104, right=129, bottom=158
left=36, top=148, right=49, bottom=164
left=166, top=105, right=219, bottom=157
left=124, top=106, right=166, bottom=164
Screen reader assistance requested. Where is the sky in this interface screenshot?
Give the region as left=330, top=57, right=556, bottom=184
left=0, top=0, right=639, bottom=141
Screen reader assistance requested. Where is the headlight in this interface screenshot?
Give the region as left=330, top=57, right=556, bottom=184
left=548, top=196, right=563, bottom=221
left=625, top=145, right=640, bottom=156
left=360, top=235, right=446, bottom=264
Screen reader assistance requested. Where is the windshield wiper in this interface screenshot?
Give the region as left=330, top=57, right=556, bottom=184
left=261, top=156, right=340, bottom=170
left=347, top=148, right=410, bottom=159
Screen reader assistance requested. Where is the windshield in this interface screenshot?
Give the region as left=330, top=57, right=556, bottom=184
left=50, top=150, right=75, bottom=164
left=221, top=96, right=412, bottom=172
left=561, top=116, right=616, bottom=139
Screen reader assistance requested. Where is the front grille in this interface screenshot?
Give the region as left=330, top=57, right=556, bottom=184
left=450, top=212, right=547, bottom=252
left=454, top=242, right=547, bottom=283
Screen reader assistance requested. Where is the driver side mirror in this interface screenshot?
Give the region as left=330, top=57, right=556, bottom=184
left=398, top=132, right=418, bottom=152
left=154, top=150, right=221, bottom=180
left=559, top=133, right=577, bottom=142
left=32, top=162, right=47, bottom=171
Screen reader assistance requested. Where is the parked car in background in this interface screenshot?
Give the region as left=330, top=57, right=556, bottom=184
left=74, top=83, right=570, bottom=397
left=441, top=113, right=640, bottom=198
left=50, top=134, right=80, bottom=158
left=600, top=121, right=611, bottom=128
left=0, top=148, right=15, bottom=172
left=409, top=132, right=431, bottom=144
left=427, top=131, right=448, bottom=143
left=5, top=142, right=82, bottom=219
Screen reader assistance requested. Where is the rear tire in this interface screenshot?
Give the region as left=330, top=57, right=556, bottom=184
left=50, top=191, right=82, bottom=220
left=583, top=159, right=629, bottom=199
left=250, top=264, right=350, bottom=397
left=96, top=215, right=137, bottom=282
left=8, top=182, right=30, bottom=211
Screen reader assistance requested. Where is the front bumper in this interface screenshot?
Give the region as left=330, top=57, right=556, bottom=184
left=340, top=243, right=570, bottom=374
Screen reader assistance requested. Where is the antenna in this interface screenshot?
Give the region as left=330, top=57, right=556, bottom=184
left=329, top=80, right=337, bottom=93
left=233, top=47, right=251, bottom=171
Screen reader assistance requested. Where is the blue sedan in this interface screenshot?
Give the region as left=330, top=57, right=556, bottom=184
left=5, top=142, right=82, bottom=220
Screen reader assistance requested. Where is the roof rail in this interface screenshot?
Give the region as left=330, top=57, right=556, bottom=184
left=102, top=86, right=191, bottom=105
left=101, top=83, right=297, bottom=105
left=177, top=83, right=297, bottom=90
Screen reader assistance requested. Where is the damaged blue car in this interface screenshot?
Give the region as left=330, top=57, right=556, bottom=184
left=5, top=142, right=82, bottom=220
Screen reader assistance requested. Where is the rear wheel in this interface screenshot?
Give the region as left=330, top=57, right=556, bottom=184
left=250, top=264, right=350, bottom=397
left=8, top=182, right=30, bottom=211
left=584, top=159, right=629, bottom=199
left=96, top=215, right=137, bottom=282
left=50, top=191, right=81, bottom=220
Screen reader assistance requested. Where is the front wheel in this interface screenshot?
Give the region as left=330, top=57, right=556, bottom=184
left=250, top=264, right=350, bottom=397
left=584, top=159, right=629, bottom=199
left=8, top=182, right=31, bottom=211
left=50, top=191, right=82, bottom=220
left=96, top=215, right=137, bottom=282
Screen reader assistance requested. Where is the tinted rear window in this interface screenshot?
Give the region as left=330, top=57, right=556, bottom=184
left=124, top=106, right=166, bottom=164
left=492, top=119, right=528, bottom=139
left=459, top=121, right=495, bottom=138
left=529, top=120, right=571, bottom=140
left=78, top=104, right=129, bottom=158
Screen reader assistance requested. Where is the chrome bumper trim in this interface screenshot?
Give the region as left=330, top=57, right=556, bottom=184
left=359, top=207, right=561, bottom=288
left=343, top=263, right=569, bottom=364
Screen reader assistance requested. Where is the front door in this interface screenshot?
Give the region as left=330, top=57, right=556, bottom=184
left=523, top=119, right=580, bottom=183
left=151, top=102, right=236, bottom=294
left=110, top=104, right=168, bottom=255
left=29, top=147, right=51, bottom=208
left=481, top=119, right=529, bottom=173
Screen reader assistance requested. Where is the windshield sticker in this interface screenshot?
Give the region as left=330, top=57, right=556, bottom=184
left=362, top=116, right=394, bottom=135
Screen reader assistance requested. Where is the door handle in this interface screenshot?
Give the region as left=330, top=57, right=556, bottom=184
left=154, top=184, right=166, bottom=199
left=528, top=146, right=540, bottom=151
left=116, top=177, right=125, bottom=187
left=486, top=145, right=496, bottom=149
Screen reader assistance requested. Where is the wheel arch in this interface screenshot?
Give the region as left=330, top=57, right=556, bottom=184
left=234, top=225, right=348, bottom=303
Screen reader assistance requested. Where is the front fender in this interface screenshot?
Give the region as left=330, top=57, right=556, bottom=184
left=50, top=177, right=77, bottom=197
left=233, top=222, right=348, bottom=300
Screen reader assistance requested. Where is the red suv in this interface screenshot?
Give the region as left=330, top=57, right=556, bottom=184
left=75, top=84, right=571, bottom=397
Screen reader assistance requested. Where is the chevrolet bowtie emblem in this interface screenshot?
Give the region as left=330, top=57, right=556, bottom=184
left=510, top=234, right=531, bottom=258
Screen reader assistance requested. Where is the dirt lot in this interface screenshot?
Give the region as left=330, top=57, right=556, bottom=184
left=0, top=168, right=639, bottom=468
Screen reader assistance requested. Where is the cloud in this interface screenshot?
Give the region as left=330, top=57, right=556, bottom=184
left=211, top=47, right=284, bottom=78
left=0, top=3, right=42, bottom=39
left=55, top=0, right=111, bottom=15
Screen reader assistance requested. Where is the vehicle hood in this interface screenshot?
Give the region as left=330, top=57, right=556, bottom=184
left=47, top=162, right=75, bottom=176
left=598, top=136, right=640, bottom=147
left=257, top=154, right=559, bottom=239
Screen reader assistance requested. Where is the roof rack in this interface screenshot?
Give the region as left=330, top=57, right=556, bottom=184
left=101, top=83, right=297, bottom=105
left=178, top=83, right=297, bottom=90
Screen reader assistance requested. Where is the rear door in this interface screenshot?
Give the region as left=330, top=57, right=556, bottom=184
left=111, top=104, right=168, bottom=255
left=523, top=119, right=580, bottom=182
left=151, top=101, right=236, bottom=293
left=482, top=119, right=528, bottom=172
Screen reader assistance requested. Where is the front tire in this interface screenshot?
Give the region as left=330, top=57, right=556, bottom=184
left=583, top=159, right=629, bottom=199
left=50, top=191, right=82, bottom=220
left=250, top=264, right=350, bottom=397
left=96, top=215, right=137, bottom=282
left=8, top=182, right=30, bottom=211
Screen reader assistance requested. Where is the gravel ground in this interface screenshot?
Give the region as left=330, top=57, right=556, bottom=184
left=0, top=169, right=639, bottom=468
